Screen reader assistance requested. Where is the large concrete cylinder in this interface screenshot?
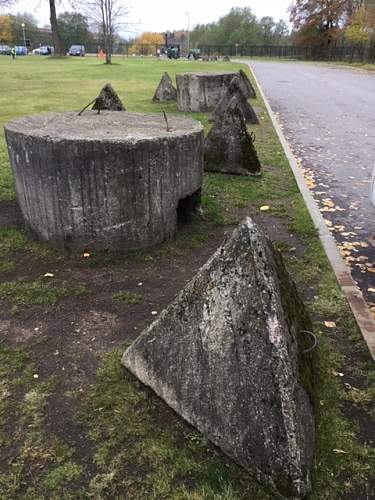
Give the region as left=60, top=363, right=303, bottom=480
left=176, top=72, right=238, bottom=112
left=5, top=111, right=204, bottom=251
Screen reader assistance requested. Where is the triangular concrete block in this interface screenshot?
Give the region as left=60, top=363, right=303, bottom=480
left=205, top=97, right=262, bottom=176
left=152, top=72, right=177, bottom=102
left=92, top=83, right=125, bottom=111
left=122, top=218, right=315, bottom=499
left=238, top=69, right=256, bottom=99
left=210, top=76, right=259, bottom=125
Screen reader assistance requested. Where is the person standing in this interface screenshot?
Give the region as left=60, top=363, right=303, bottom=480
left=11, top=47, right=16, bottom=60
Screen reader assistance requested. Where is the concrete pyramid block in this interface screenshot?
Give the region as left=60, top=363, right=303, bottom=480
left=152, top=72, right=177, bottom=102
left=238, top=69, right=257, bottom=99
left=210, top=76, right=259, bottom=125
left=204, top=97, right=262, bottom=176
left=92, top=83, right=125, bottom=111
left=122, top=218, right=315, bottom=499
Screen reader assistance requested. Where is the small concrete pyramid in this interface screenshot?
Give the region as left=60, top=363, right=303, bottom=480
left=205, top=97, right=262, bottom=176
left=152, top=72, right=177, bottom=102
left=92, top=83, right=125, bottom=111
left=238, top=69, right=256, bottom=99
left=122, top=217, right=315, bottom=499
left=210, top=76, right=259, bottom=125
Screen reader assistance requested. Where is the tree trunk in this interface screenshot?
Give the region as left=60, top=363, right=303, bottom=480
left=105, top=35, right=112, bottom=64
left=49, top=0, right=65, bottom=56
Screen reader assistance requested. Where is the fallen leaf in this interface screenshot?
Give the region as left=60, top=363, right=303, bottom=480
left=324, top=321, right=336, bottom=328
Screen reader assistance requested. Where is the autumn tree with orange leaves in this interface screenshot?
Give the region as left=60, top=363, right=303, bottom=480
left=289, top=0, right=375, bottom=49
left=290, top=0, right=349, bottom=48
left=129, top=32, right=164, bottom=56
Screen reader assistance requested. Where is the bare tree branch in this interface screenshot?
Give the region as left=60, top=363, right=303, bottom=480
left=0, top=0, right=16, bottom=9
left=85, top=0, right=128, bottom=63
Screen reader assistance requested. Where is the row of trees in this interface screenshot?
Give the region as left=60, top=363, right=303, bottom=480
left=0, top=12, right=96, bottom=50
left=190, top=8, right=290, bottom=47
left=189, top=3, right=375, bottom=54
left=290, top=0, right=375, bottom=49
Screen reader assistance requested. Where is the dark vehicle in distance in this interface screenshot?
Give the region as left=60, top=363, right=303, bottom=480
left=0, top=45, right=11, bottom=55
left=68, top=45, right=85, bottom=56
left=166, top=46, right=180, bottom=59
left=188, top=48, right=201, bottom=60
left=15, top=46, right=28, bottom=56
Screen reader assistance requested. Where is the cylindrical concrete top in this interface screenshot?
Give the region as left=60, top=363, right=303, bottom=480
left=176, top=72, right=238, bottom=112
left=5, top=111, right=204, bottom=251
left=5, top=111, right=202, bottom=141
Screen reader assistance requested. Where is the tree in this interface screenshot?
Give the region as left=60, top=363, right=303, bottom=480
left=260, top=16, right=276, bottom=45
left=8, top=13, right=46, bottom=48
left=290, top=0, right=348, bottom=48
left=190, top=7, right=265, bottom=47
left=0, top=0, right=15, bottom=8
left=85, top=0, right=128, bottom=64
left=346, top=4, right=375, bottom=44
left=0, top=14, right=11, bottom=43
left=129, top=31, right=164, bottom=55
left=57, top=11, right=94, bottom=51
left=273, top=20, right=290, bottom=44
left=49, top=0, right=65, bottom=55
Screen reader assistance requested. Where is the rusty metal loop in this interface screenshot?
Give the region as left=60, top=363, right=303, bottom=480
left=301, top=330, right=318, bottom=354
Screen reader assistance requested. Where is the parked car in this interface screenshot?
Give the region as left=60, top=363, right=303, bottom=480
left=68, top=45, right=85, bottom=56
left=33, top=45, right=54, bottom=55
left=15, top=46, right=27, bottom=56
left=0, top=45, right=11, bottom=55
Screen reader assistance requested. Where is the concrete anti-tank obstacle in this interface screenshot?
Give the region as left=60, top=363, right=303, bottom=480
left=204, top=97, right=262, bottom=176
left=176, top=72, right=239, bottom=112
left=122, top=217, right=315, bottom=499
left=238, top=69, right=256, bottom=99
left=210, top=76, right=259, bottom=125
left=92, top=83, right=125, bottom=111
left=4, top=111, right=203, bottom=251
left=152, top=72, right=177, bottom=102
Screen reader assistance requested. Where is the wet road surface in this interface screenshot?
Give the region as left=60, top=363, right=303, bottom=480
left=251, top=61, right=375, bottom=317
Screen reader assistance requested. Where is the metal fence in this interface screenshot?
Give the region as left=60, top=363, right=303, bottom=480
left=113, top=42, right=375, bottom=63
left=196, top=44, right=375, bottom=63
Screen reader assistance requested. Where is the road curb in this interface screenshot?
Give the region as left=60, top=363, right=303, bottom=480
left=247, top=61, right=375, bottom=362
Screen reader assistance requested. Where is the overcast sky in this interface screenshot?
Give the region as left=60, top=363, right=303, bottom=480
left=8, top=1, right=292, bottom=35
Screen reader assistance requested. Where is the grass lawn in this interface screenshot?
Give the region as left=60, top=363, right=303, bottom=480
left=0, top=55, right=374, bottom=499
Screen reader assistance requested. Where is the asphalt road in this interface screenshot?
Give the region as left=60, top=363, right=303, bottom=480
left=251, top=61, right=375, bottom=312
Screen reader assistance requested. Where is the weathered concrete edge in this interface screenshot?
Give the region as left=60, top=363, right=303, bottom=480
left=244, top=61, right=375, bottom=362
